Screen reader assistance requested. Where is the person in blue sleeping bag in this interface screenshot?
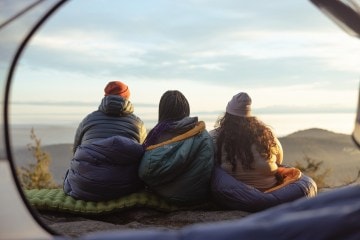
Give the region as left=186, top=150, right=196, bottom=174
left=63, top=81, right=147, bottom=201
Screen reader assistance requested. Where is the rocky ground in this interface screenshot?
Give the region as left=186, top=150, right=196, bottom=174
left=38, top=208, right=252, bottom=238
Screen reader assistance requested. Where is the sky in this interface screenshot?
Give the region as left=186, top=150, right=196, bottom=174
left=5, top=0, right=360, bottom=136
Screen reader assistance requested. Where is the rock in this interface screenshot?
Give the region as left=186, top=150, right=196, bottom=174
left=38, top=208, right=252, bottom=238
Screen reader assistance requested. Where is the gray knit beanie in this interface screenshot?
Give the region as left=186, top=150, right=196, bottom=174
left=226, top=92, right=252, bottom=117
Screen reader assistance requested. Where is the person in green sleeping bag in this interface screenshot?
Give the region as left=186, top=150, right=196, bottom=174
left=139, top=90, right=215, bottom=204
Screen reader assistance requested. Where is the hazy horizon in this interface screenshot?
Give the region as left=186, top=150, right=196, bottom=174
left=9, top=110, right=356, bottom=149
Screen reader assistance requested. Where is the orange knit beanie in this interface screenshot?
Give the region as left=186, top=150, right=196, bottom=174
left=104, top=81, right=130, bottom=99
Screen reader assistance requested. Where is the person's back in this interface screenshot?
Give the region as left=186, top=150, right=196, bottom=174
left=64, top=81, right=147, bottom=201
left=211, top=92, right=283, bottom=192
left=139, top=90, right=214, bottom=204
left=72, top=81, right=146, bottom=153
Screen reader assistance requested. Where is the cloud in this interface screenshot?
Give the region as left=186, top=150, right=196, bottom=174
left=7, top=0, right=359, bottom=110
left=15, top=1, right=358, bottom=83
left=10, top=100, right=157, bottom=108
left=21, top=27, right=359, bottom=87
left=27, top=33, right=148, bottom=65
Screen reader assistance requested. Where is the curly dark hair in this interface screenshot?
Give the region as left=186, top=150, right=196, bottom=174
left=158, top=90, right=190, bottom=122
left=214, top=112, right=277, bottom=171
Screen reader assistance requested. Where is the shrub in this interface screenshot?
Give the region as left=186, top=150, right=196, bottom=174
left=295, top=154, right=360, bottom=189
left=17, top=128, right=59, bottom=189
left=294, top=154, right=331, bottom=189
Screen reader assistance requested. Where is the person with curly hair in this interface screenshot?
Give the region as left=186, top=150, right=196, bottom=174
left=210, top=92, right=283, bottom=192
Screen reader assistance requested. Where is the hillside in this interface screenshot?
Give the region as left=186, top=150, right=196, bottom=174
left=285, top=127, right=343, bottom=138
left=12, top=128, right=360, bottom=187
left=13, top=143, right=73, bottom=184
left=279, top=128, right=360, bottom=186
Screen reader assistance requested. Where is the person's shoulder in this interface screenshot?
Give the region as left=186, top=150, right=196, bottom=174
left=208, top=128, right=219, bottom=137
left=125, top=113, right=147, bottom=129
left=128, top=113, right=144, bottom=122
left=81, top=110, right=102, bottom=121
left=196, top=128, right=217, bottom=143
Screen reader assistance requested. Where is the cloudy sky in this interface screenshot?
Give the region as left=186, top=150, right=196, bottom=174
left=5, top=0, right=360, bottom=134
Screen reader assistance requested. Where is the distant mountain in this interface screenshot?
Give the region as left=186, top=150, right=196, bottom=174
left=285, top=128, right=349, bottom=140
left=11, top=128, right=360, bottom=187
left=279, top=128, right=359, bottom=186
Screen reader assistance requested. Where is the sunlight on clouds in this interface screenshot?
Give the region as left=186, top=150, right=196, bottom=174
left=126, top=77, right=235, bottom=110
left=250, top=82, right=358, bottom=111
left=188, top=63, right=226, bottom=71
left=128, top=77, right=357, bottom=113
left=11, top=66, right=106, bottom=102
left=188, top=50, right=230, bottom=58
left=189, top=30, right=360, bottom=73
left=30, top=33, right=147, bottom=65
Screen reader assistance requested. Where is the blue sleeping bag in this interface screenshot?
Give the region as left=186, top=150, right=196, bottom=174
left=210, top=166, right=317, bottom=212
left=63, top=136, right=145, bottom=201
